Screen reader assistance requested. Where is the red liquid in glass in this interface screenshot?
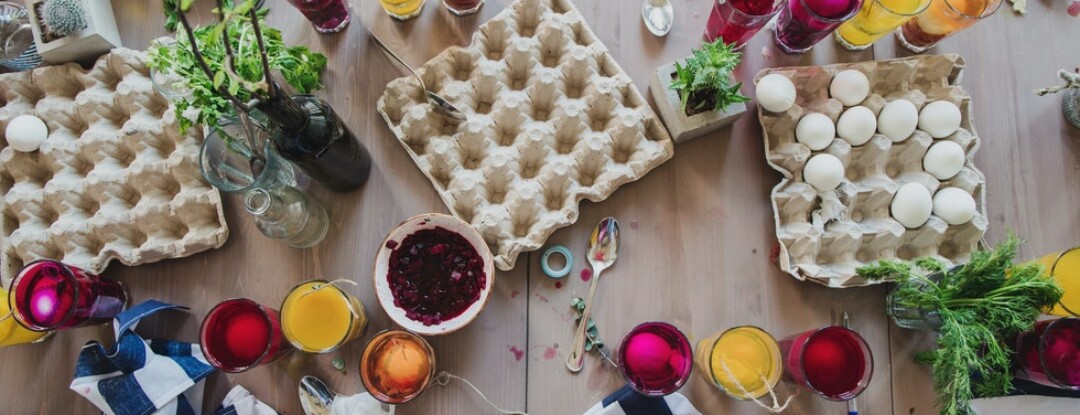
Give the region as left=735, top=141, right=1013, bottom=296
left=201, top=299, right=289, bottom=372
left=618, top=322, right=693, bottom=396
left=287, top=0, right=350, bottom=33
left=781, top=326, right=871, bottom=400
left=1017, top=318, right=1080, bottom=388
left=444, top=0, right=483, bottom=11
left=10, top=260, right=127, bottom=330
left=774, top=0, right=861, bottom=53
left=704, top=0, right=780, bottom=48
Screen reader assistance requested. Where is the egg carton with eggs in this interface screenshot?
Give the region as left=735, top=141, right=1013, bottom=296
left=0, top=48, right=229, bottom=284
left=754, top=54, right=988, bottom=287
left=377, top=0, right=675, bottom=271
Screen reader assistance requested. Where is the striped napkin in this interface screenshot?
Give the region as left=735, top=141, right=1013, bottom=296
left=70, top=300, right=216, bottom=415
left=583, top=386, right=702, bottom=415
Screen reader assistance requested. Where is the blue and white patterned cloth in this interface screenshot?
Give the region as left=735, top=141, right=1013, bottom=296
left=583, top=386, right=703, bottom=415
left=70, top=300, right=216, bottom=415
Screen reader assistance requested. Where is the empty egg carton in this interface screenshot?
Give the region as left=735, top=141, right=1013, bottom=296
left=0, top=48, right=229, bottom=284
left=756, top=54, right=988, bottom=288
left=377, top=0, right=674, bottom=271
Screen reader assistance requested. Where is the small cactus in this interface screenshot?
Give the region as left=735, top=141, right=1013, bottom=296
left=42, top=0, right=88, bottom=37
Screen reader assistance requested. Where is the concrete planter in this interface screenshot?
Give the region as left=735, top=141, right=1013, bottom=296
left=27, top=0, right=121, bottom=64
left=649, top=60, right=746, bottom=143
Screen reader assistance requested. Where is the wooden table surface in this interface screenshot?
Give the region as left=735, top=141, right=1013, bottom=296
left=1, top=0, right=1078, bottom=414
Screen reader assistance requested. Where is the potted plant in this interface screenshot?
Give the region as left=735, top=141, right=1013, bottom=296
left=1035, top=68, right=1080, bottom=129
left=858, top=236, right=1063, bottom=415
left=26, top=0, right=121, bottom=64
left=649, top=40, right=748, bottom=143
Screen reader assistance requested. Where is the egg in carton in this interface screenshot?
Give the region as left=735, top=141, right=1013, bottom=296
left=755, top=54, right=988, bottom=288
left=377, top=0, right=674, bottom=271
left=0, top=48, right=229, bottom=285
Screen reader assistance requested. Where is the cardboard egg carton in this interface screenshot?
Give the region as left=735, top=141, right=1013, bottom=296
left=0, top=48, right=229, bottom=284
left=755, top=54, right=988, bottom=288
left=377, top=0, right=674, bottom=270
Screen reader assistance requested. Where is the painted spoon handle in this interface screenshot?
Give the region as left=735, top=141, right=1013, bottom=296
left=566, top=267, right=602, bottom=372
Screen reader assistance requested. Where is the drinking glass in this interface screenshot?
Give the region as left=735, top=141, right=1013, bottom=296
left=200, top=298, right=292, bottom=373
left=834, top=0, right=932, bottom=50
left=694, top=326, right=783, bottom=400
left=444, top=0, right=483, bottom=16
left=774, top=0, right=863, bottom=53
left=896, top=0, right=1003, bottom=53
left=0, top=2, right=39, bottom=71
left=360, top=330, right=436, bottom=404
left=617, top=321, right=693, bottom=397
left=704, top=0, right=785, bottom=49
left=281, top=280, right=367, bottom=353
left=778, top=325, right=873, bottom=401
left=1015, top=318, right=1080, bottom=390
left=200, top=119, right=299, bottom=194
left=8, top=260, right=128, bottom=331
left=287, top=0, right=351, bottom=33
left=380, top=0, right=427, bottom=20
left=0, top=288, right=49, bottom=346
left=1033, top=248, right=1080, bottom=317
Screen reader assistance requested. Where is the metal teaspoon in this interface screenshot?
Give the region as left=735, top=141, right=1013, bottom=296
left=366, top=28, right=467, bottom=122
left=566, top=217, right=620, bottom=372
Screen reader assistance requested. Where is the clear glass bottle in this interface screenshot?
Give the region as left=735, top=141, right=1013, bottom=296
left=243, top=186, right=329, bottom=248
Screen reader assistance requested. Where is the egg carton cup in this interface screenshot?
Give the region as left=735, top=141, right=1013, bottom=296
left=0, top=48, right=229, bottom=285
left=377, top=0, right=674, bottom=271
left=755, top=54, right=988, bottom=288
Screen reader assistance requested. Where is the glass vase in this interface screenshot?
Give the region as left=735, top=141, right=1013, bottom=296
left=200, top=119, right=299, bottom=194
left=884, top=270, right=952, bottom=331
left=244, top=185, right=329, bottom=248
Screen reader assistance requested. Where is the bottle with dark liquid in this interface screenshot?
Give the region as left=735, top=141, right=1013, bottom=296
left=254, top=83, right=372, bottom=192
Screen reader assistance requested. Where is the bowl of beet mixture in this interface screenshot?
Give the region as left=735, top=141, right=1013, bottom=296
left=374, top=213, right=494, bottom=335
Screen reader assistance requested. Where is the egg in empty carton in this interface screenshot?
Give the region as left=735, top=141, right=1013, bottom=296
left=377, top=0, right=674, bottom=270
left=0, top=48, right=229, bottom=284
left=755, top=54, right=988, bottom=287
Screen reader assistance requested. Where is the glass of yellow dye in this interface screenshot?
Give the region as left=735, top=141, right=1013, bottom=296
left=1036, top=249, right=1080, bottom=317
left=694, top=326, right=783, bottom=400
left=281, top=280, right=368, bottom=353
left=379, top=0, right=427, bottom=20
left=834, top=0, right=931, bottom=50
left=0, top=288, right=49, bottom=347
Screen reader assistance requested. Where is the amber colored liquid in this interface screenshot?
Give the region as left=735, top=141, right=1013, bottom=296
left=835, top=0, right=929, bottom=47
left=695, top=327, right=782, bottom=400
left=379, top=0, right=426, bottom=19
left=899, top=0, right=996, bottom=47
left=1037, top=250, right=1080, bottom=317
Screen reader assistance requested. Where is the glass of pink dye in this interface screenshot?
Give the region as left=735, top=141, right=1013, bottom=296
left=773, top=0, right=862, bottom=53
left=778, top=325, right=873, bottom=401
left=8, top=259, right=128, bottom=331
left=200, top=298, right=292, bottom=373
left=287, top=0, right=351, bottom=33
left=617, top=321, right=693, bottom=396
left=1016, top=318, right=1080, bottom=390
left=704, top=0, right=786, bottom=49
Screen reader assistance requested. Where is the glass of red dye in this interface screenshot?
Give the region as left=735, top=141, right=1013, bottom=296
left=200, top=298, right=292, bottom=373
left=617, top=321, right=693, bottom=396
left=287, top=0, right=351, bottom=33
left=8, top=259, right=128, bottom=331
left=443, top=0, right=484, bottom=15
left=1016, top=318, right=1080, bottom=390
left=704, top=0, right=785, bottom=49
left=773, top=0, right=862, bottom=53
left=778, top=325, right=873, bottom=401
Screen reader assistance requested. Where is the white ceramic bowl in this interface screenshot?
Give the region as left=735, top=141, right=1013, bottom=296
left=373, top=213, right=495, bottom=336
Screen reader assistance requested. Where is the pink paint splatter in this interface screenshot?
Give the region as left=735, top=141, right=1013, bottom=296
left=543, top=346, right=558, bottom=360
left=537, top=294, right=549, bottom=303
left=511, top=290, right=520, bottom=299
left=769, top=243, right=781, bottom=265
left=1069, top=0, right=1080, bottom=17
left=554, top=281, right=563, bottom=289
left=580, top=268, right=592, bottom=282
left=509, top=346, right=524, bottom=361
left=629, top=220, right=640, bottom=230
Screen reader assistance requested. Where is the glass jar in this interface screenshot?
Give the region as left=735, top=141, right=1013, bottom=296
left=244, top=186, right=329, bottom=248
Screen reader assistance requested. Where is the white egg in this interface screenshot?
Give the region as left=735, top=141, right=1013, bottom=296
left=877, top=99, right=919, bottom=142
left=804, top=154, right=845, bottom=192
left=891, top=182, right=933, bottom=229
left=796, top=113, right=835, bottom=151
left=918, top=100, right=962, bottom=138
left=5, top=115, right=48, bottom=152
left=756, top=74, right=797, bottom=113
left=829, top=70, right=870, bottom=106
left=933, top=187, right=977, bottom=225
left=923, top=141, right=966, bottom=180
left=836, top=106, right=877, bottom=146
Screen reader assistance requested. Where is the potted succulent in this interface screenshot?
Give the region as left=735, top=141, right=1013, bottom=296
left=649, top=40, right=748, bottom=143
left=26, top=0, right=121, bottom=64
left=1035, top=68, right=1080, bottom=129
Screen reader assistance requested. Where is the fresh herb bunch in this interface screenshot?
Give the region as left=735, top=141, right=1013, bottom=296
left=669, top=40, right=748, bottom=115
left=858, top=236, right=1062, bottom=415
left=148, top=0, right=328, bottom=132
left=163, top=0, right=180, bottom=32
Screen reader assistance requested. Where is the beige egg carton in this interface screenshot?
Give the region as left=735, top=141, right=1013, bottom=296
left=377, top=0, right=674, bottom=271
left=0, top=48, right=229, bottom=284
left=755, top=54, right=988, bottom=288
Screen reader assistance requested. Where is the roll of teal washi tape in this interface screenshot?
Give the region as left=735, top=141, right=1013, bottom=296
left=541, top=245, right=573, bottom=279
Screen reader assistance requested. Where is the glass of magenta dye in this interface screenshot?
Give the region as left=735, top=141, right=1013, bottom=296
left=286, top=0, right=351, bottom=34
left=704, top=0, right=786, bottom=49
left=444, top=0, right=484, bottom=15
left=778, top=325, right=873, bottom=400
left=1015, top=318, right=1080, bottom=389
left=617, top=321, right=693, bottom=396
left=773, top=0, right=863, bottom=53
left=200, top=298, right=292, bottom=373
left=8, top=259, right=128, bottom=331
